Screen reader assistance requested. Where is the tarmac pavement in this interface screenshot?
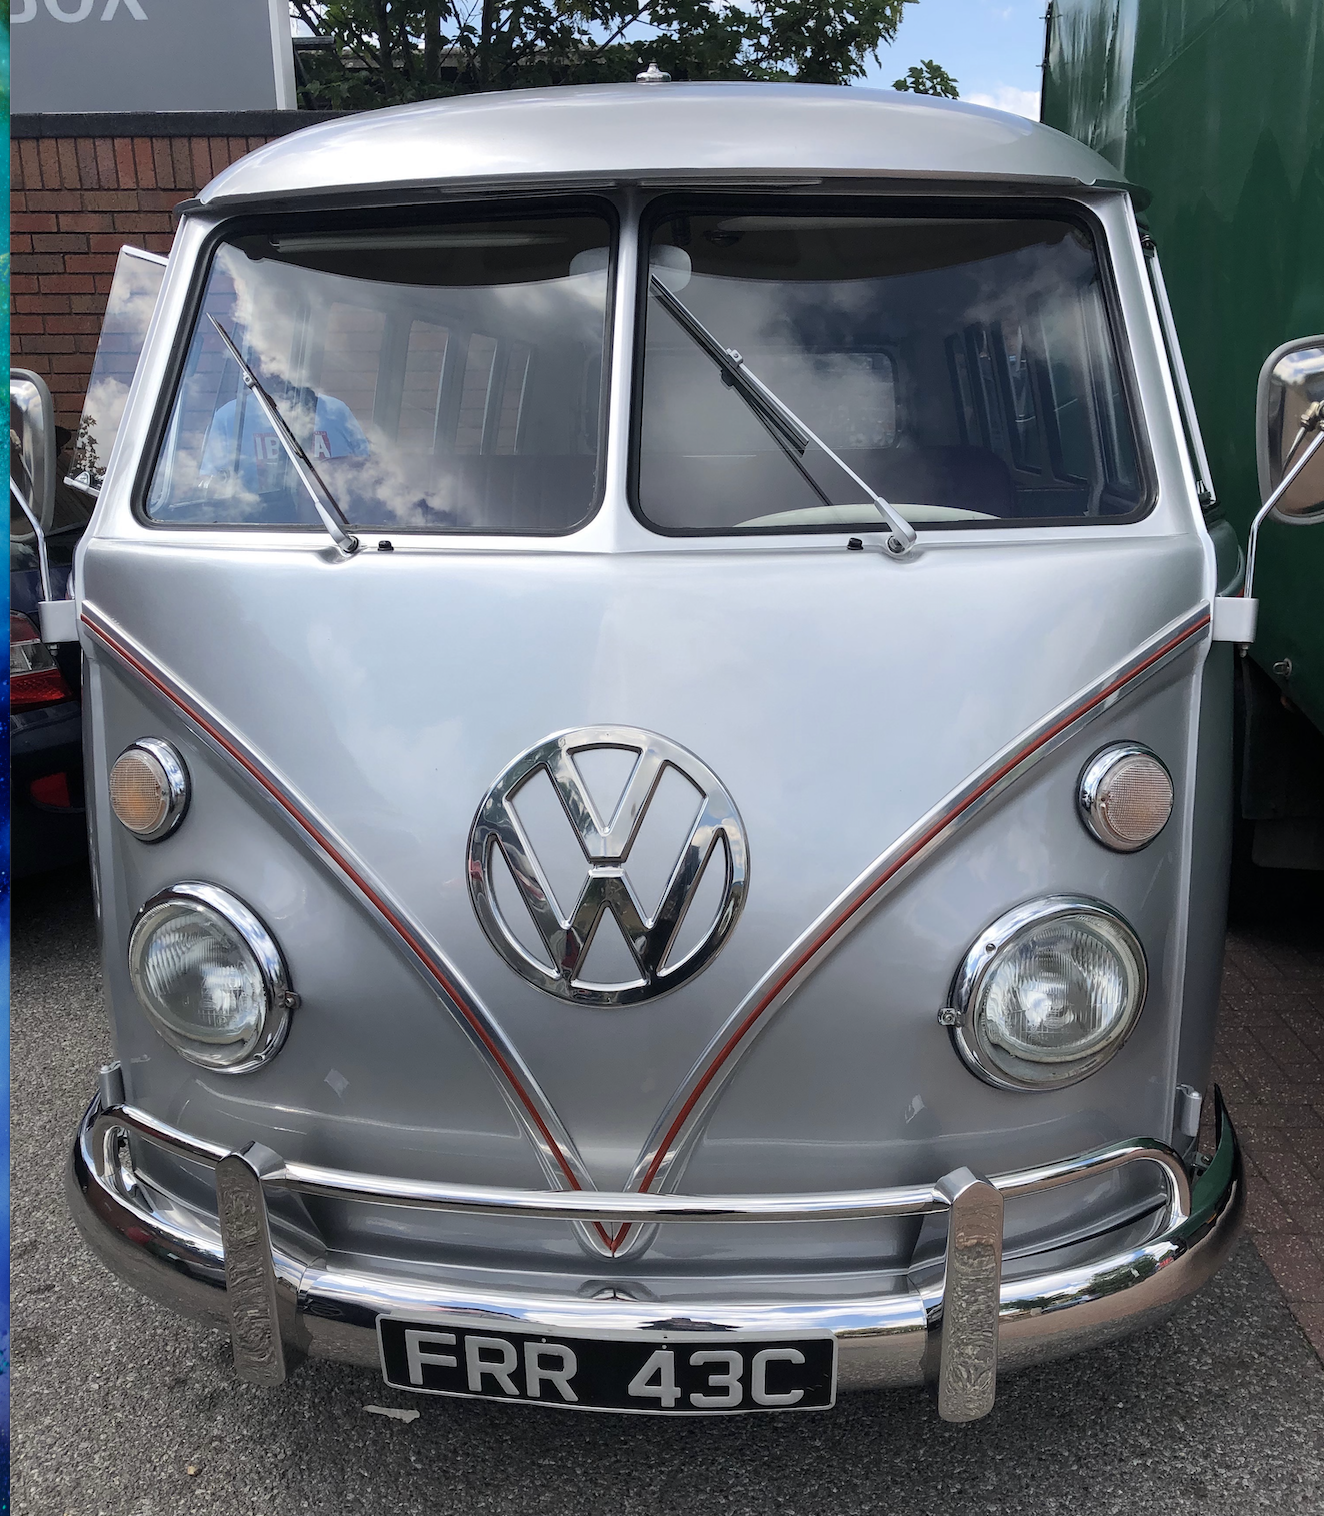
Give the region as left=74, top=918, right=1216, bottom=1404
left=12, top=864, right=1324, bottom=1516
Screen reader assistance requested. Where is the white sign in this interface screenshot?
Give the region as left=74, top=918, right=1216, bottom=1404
left=13, top=0, right=297, bottom=112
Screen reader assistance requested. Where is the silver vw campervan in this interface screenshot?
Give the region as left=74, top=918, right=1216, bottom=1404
left=44, top=84, right=1275, bottom=1422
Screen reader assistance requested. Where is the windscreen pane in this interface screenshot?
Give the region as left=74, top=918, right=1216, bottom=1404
left=70, top=246, right=166, bottom=493
left=146, top=211, right=613, bottom=533
left=636, top=207, right=1145, bottom=533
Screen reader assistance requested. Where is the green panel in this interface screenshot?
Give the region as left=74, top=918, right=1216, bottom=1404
left=1044, top=0, right=1324, bottom=734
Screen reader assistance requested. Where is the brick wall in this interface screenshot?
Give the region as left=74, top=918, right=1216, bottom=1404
left=10, top=111, right=350, bottom=430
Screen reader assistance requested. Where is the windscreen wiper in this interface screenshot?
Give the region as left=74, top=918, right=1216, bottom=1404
left=648, top=274, right=918, bottom=556
left=208, top=316, right=360, bottom=557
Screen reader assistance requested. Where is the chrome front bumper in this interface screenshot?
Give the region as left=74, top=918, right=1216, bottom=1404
left=68, top=1083, right=1243, bottom=1422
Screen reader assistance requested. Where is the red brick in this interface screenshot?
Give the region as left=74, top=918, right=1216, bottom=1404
left=13, top=293, right=70, bottom=312
left=1256, top=1233, right=1324, bottom=1301
left=79, top=191, right=140, bottom=212
left=37, top=139, right=62, bottom=189
left=58, top=212, right=116, bottom=233
left=10, top=138, right=23, bottom=190
left=171, top=138, right=194, bottom=191
left=18, top=140, right=42, bottom=191
left=25, top=191, right=85, bottom=213
left=136, top=189, right=181, bottom=213
left=133, top=138, right=156, bottom=187
left=93, top=274, right=117, bottom=295
left=94, top=138, right=119, bottom=190
left=191, top=139, right=213, bottom=188
left=48, top=352, right=96, bottom=374
left=43, top=315, right=103, bottom=335
left=55, top=139, right=79, bottom=188
left=113, top=138, right=136, bottom=186
left=10, top=235, right=33, bottom=255
left=10, top=316, right=45, bottom=336
left=112, top=213, right=169, bottom=234
left=15, top=255, right=70, bottom=275
left=38, top=274, right=97, bottom=294
left=12, top=212, right=59, bottom=233
left=69, top=295, right=110, bottom=314
left=16, top=353, right=51, bottom=372
left=20, top=334, right=77, bottom=354
left=228, top=137, right=250, bottom=165
left=151, top=139, right=174, bottom=190
left=64, top=254, right=121, bottom=275
left=74, top=137, right=99, bottom=189
left=143, top=233, right=175, bottom=255
left=32, top=234, right=89, bottom=254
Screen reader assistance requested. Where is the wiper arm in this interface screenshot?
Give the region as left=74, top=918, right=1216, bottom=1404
left=208, top=315, right=359, bottom=557
left=648, top=274, right=918, bottom=556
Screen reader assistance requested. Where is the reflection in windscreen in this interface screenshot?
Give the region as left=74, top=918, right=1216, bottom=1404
left=637, top=208, right=1144, bottom=532
left=146, top=212, right=613, bottom=532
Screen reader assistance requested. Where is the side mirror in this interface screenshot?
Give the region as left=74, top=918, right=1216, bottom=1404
left=10, top=369, right=78, bottom=642
left=1214, top=335, right=1324, bottom=646
left=11, top=367, right=57, bottom=532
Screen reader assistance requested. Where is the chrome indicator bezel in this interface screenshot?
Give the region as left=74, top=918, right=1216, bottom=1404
left=110, top=737, right=191, bottom=842
left=127, top=881, right=298, bottom=1074
left=946, top=895, right=1148, bottom=1093
left=1077, top=742, right=1173, bottom=853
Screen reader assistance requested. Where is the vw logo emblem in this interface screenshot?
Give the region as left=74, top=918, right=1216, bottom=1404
left=468, top=727, right=749, bottom=1006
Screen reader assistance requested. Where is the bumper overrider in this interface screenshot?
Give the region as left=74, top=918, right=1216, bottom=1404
left=68, top=1078, right=1243, bottom=1421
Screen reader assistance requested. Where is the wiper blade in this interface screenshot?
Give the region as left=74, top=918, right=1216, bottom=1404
left=648, top=274, right=918, bottom=556
left=208, top=315, right=359, bottom=557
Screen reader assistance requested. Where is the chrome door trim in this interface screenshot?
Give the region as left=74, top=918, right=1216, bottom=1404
left=613, top=603, right=1211, bottom=1253
left=79, top=602, right=620, bottom=1258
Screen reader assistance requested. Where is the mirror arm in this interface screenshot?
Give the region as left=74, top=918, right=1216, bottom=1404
left=1245, top=422, right=1324, bottom=602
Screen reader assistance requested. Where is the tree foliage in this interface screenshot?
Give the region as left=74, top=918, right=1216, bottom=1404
left=891, top=58, right=957, bottom=97
left=290, top=1, right=953, bottom=107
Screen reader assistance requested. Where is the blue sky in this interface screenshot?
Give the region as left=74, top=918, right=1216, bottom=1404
left=858, top=0, right=1047, bottom=117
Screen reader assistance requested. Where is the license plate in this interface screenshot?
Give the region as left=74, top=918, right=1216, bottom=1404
left=378, top=1316, right=836, bottom=1415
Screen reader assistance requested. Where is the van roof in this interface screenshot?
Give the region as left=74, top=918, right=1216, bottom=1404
left=196, top=83, right=1138, bottom=210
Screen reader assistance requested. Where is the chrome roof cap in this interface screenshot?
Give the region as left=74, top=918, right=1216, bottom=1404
left=196, top=83, right=1135, bottom=209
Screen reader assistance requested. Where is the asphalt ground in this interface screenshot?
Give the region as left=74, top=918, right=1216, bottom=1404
left=12, top=864, right=1324, bottom=1516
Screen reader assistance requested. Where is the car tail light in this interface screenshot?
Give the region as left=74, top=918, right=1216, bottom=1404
left=11, top=612, right=72, bottom=711
left=30, top=772, right=73, bottom=808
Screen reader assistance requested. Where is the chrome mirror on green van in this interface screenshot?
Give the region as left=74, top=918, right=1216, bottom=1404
left=1259, top=337, right=1324, bottom=525
left=1217, top=337, right=1324, bottom=647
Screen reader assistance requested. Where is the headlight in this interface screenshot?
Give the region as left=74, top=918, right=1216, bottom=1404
left=944, top=897, right=1147, bottom=1090
left=128, top=882, right=297, bottom=1072
left=1078, top=744, right=1172, bottom=852
left=110, top=738, right=190, bottom=841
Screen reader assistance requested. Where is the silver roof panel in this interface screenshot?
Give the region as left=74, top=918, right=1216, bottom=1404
left=197, top=83, right=1133, bottom=207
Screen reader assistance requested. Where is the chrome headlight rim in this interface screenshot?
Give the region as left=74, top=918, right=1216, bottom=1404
left=1077, top=742, right=1173, bottom=853
left=110, top=737, right=191, bottom=843
left=128, top=881, right=297, bottom=1074
left=947, top=895, right=1148, bottom=1093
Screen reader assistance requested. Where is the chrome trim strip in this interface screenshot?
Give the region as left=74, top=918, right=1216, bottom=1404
left=93, top=1096, right=1192, bottom=1227
left=620, top=605, right=1212, bottom=1229
left=80, top=604, right=618, bottom=1257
